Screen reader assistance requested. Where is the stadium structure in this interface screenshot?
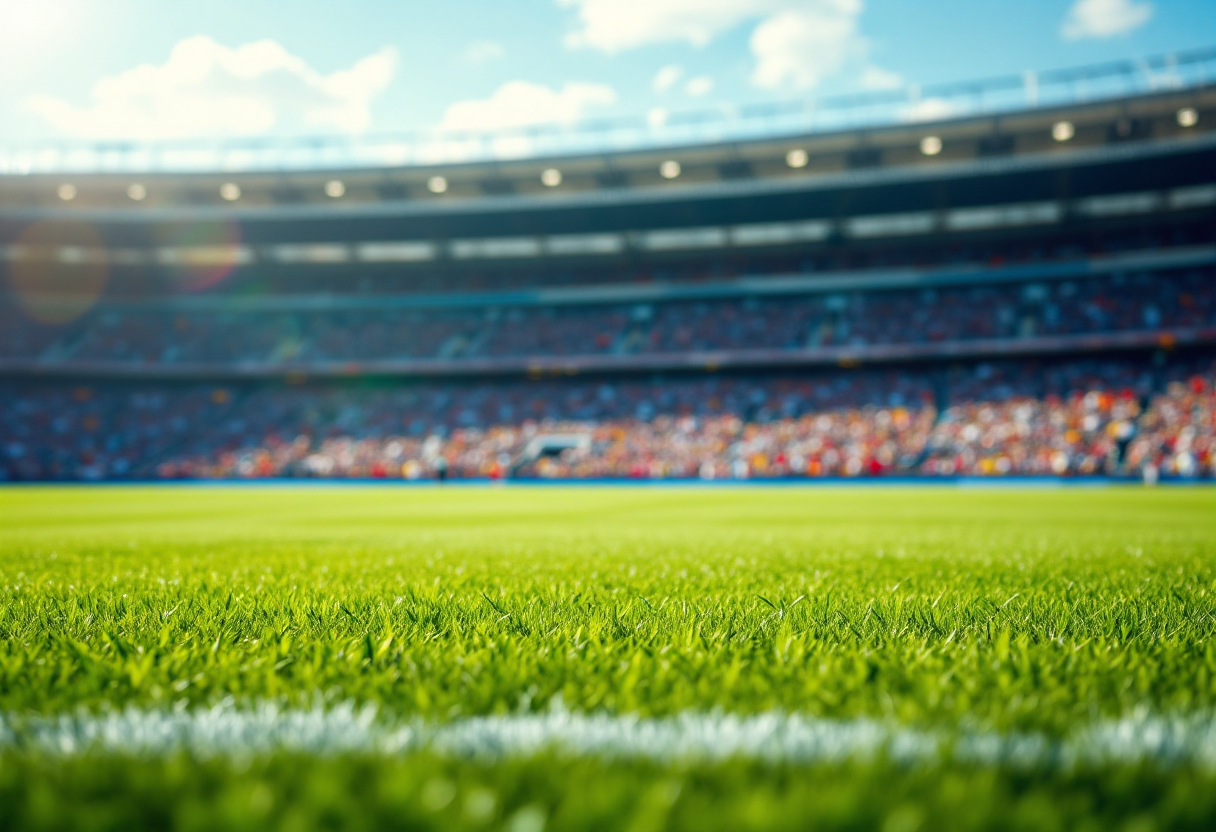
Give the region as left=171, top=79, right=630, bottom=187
left=2, top=51, right=1214, bottom=482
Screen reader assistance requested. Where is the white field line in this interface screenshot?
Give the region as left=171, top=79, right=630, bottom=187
left=1, top=704, right=1215, bottom=769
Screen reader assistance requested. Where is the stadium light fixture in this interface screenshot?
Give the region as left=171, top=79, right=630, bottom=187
left=127, top=183, right=147, bottom=201
left=1177, top=107, right=1199, bottom=128
left=1052, top=121, right=1075, bottom=142
left=325, top=180, right=346, bottom=198
left=785, top=149, right=808, bottom=169
left=220, top=183, right=241, bottom=201
left=919, top=136, right=942, bottom=156
left=659, top=160, right=681, bottom=179
left=541, top=168, right=562, bottom=187
left=427, top=176, right=448, bottom=194
left=57, top=183, right=77, bottom=201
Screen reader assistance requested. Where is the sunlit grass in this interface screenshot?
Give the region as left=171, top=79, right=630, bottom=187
left=1, top=484, right=1214, bottom=830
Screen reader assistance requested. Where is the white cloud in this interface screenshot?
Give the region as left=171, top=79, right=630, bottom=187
left=750, top=1, right=865, bottom=90
left=560, top=0, right=780, bottom=52
left=652, top=64, right=683, bottom=92
left=439, top=80, right=617, bottom=132
left=562, top=0, right=873, bottom=93
left=859, top=65, right=903, bottom=91
left=26, top=36, right=395, bottom=140
left=1061, top=0, right=1153, bottom=40
left=464, top=41, right=505, bottom=65
left=684, top=76, right=714, bottom=97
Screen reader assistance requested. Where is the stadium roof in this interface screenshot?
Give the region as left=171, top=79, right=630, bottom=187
left=1, top=86, right=1212, bottom=232
left=2, top=47, right=1213, bottom=178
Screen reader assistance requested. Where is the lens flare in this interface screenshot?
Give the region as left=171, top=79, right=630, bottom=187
left=157, top=219, right=245, bottom=293
left=7, top=221, right=109, bottom=325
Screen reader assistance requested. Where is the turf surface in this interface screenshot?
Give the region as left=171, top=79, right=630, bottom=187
left=1, top=484, right=1214, bottom=830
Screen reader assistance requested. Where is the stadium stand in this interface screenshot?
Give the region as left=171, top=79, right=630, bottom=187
left=2, top=258, right=1212, bottom=364
left=2, top=350, right=1216, bottom=481
left=4, top=354, right=1214, bottom=482
left=2, top=64, right=1214, bottom=481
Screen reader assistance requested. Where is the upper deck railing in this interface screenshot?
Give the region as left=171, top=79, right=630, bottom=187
left=2, top=47, right=1213, bottom=177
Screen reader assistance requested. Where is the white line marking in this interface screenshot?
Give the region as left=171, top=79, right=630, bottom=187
left=2, top=703, right=1214, bottom=768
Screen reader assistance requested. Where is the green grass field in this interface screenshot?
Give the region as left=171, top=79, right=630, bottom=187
left=1, top=485, right=1214, bottom=831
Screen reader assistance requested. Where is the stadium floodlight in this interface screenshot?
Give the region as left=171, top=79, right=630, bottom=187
left=127, top=183, right=147, bottom=201
left=786, top=149, right=809, bottom=169
left=659, top=160, right=681, bottom=179
left=1177, top=107, right=1198, bottom=128
left=57, top=183, right=77, bottom=201
left=919, top=136, right=942, bottom=156
left=1052, top=121, right=1075, bottom=142
left=541, top=168, right=562, bottom=187
left=325, top=180, right=346, bottom=198
left=428, top=176, right=448, bottom=194
left=220, top=183, right=241, bottom=201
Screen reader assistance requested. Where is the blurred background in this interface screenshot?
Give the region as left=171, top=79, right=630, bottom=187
left=1, top=0, right=1213, bottom=483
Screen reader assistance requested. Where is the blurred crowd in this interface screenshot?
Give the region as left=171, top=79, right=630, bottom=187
left=2, top=385, right=238, bottom=481
left=4, top=355, right=1212, bottom=482
left=3, top=268, right=1211, bottom=363
left=0, top=310, right=64, bottom=359
left=920, top=362, right=1151, bottom=476
left=148, top=371, right=938, bottom=480
left=4, top=220, right=1213, bottom=480
left=648, top=269, right=1214, bottom=352
left=1125, top=374, right=1216, bottom=479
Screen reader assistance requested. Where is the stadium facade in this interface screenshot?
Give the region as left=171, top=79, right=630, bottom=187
left=2, top=57, right=1214, bottom=482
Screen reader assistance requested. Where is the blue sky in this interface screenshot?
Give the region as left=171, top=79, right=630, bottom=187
left=0, top=0, right=1211, bottom=144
